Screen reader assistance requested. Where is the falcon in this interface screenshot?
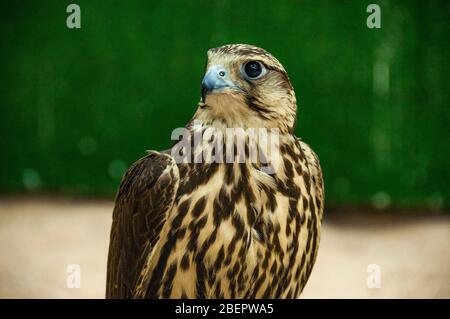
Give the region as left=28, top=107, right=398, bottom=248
left=106, top=44, right=324, bottom=298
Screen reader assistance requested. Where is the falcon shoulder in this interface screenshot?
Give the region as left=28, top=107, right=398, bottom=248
left=300, top=140, right=324, bottom=220
left=106, top=151, right=179, bottom=298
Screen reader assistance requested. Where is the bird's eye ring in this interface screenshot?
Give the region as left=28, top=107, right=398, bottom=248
left=242, top=61, right=266, bottom=80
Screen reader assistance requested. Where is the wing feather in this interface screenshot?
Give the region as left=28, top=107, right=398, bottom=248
left=106, top=151, right=179, bottom=298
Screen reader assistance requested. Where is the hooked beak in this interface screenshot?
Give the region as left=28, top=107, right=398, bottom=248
left=201, top=65, right=238, bottom=102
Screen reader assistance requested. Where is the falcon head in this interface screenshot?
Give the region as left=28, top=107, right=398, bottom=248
left=196, top=44, right=297, bottom=133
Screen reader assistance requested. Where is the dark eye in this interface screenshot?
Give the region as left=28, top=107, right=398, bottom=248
left=243, top=61, right=264, bottom=79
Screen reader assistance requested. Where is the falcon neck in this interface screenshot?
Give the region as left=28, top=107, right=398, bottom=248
left=169, top=119, right=298, bottom=175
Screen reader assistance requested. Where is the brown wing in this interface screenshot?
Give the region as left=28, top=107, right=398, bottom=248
left=106, top=151, right=179, bottom=298
left=299, top=140, right=324, bottom=221
left=298, top=140, right=324, bottom=293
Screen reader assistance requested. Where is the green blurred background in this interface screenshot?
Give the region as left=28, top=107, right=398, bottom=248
left=0, top=0, right=448, bottom=210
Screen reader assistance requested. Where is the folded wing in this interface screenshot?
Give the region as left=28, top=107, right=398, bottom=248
left=106, top=151, right=179, bottom=298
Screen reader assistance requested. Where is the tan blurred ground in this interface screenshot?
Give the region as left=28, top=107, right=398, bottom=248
left=0, top=197, right=448, bottom=299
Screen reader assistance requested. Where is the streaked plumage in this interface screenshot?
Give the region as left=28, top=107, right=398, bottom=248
left=106, top=44, right=324, bottom=298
